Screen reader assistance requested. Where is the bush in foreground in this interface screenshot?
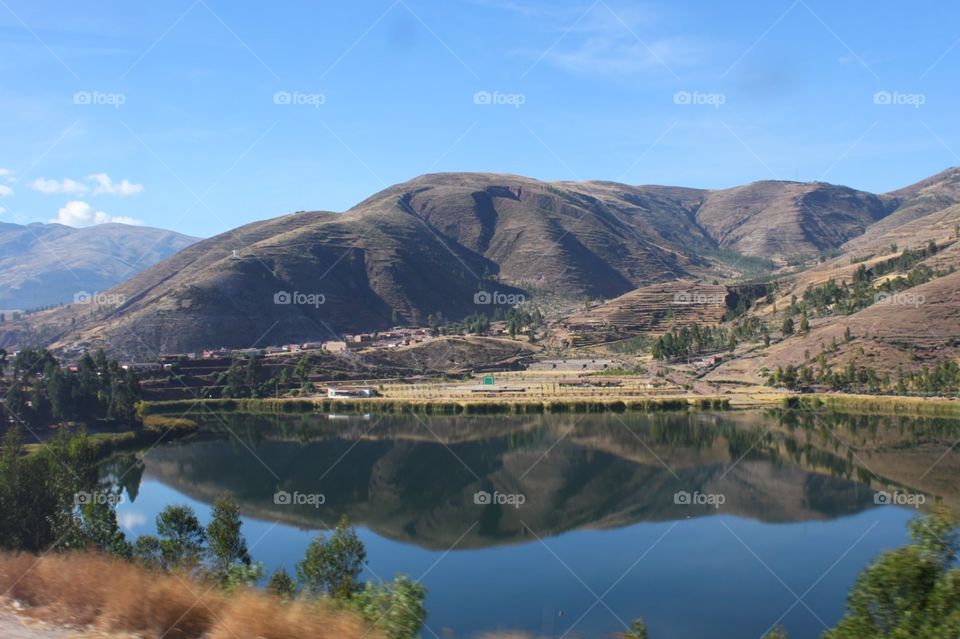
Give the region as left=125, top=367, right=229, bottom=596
left=0, top=551, right=378, bottom=638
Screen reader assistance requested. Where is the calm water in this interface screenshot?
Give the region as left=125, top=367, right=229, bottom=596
left=106, top=410, right=960, bottom=639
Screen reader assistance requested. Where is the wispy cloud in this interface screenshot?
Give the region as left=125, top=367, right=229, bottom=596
left=31, top=177, right=89, bottom=195
left=87, top=173, right=144, bottom=196
left=507, top=1, right=701, bottom=77
left=0, top=185, right=13, bottom=197
left=546, top=34, right=700, bottom=75
left=30, top=173, right=143, bottom=197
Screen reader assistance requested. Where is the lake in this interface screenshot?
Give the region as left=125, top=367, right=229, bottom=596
left=106, top=409, right=960, bottom=638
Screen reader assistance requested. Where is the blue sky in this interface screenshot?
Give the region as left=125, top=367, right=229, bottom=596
left=0, top=0, right=958, bottom=237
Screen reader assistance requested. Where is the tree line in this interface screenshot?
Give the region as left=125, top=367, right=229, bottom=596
left=1, top=348, right=141, bottom=430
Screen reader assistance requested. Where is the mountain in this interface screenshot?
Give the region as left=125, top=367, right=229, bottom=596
left=6, top=169, right=959, bottom=358
left=694, top=180, right=892, bottom=257
left=0, top=222, right=198, bottom=310
left=23, top=173, right=735, bottom=354
left=845, top=167, right=960, bottom=249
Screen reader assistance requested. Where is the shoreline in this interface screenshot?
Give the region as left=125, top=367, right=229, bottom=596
left=138, top=391, right=959, bottom=417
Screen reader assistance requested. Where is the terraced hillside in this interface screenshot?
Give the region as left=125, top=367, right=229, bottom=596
left=561, top=280, right=730, bottom=346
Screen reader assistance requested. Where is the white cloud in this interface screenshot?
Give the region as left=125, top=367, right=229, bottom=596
left=0, top=206, right=6, bottom=216
left=30, top=173, right=143, bottom=197
left=51, top=200, right=143, bottom=227
left=30, top=177, right=89, bottom=195
left=87, top=173, right=143, bottom=196
left=119, top=511, right=147, bottom=531
left=0, top=168, right=12, bottom=181
left=0, top=185, right=12, bottom=196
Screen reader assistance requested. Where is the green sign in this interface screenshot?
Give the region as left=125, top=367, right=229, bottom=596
left=482, top=374, right=495, bottom=385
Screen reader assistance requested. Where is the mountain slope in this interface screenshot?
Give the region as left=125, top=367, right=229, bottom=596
left=695, top=181, right=893, bottom=258
left=0, top=222, right=198, bottom=309
left=8, top=169, right=960, bottom=359
left=845, top=167, right=960, bottom=249
left=31, top=173, right=739, bottom=355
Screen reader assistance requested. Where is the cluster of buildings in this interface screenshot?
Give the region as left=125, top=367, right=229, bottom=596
left=308, top=327, right=435, bottom=353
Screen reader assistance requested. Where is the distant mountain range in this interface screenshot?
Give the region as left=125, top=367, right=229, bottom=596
left=0, top=222, right=198, bottom=310
left=4, top=168, right=960, bottom=361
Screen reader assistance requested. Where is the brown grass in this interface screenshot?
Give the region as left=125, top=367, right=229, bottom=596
left=0, top=552, right=379, bottom=639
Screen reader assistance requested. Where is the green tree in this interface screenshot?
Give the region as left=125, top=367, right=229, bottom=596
left=134, top=534, right=163, bottom=567
left=297, top=515, right=367, bottom=598
left=206, top=495, right=251, bottom=580
left=156, top=505, right=207, bottom=568
left=824, top=508, right=960, bottom=638
left=267, top=567, right=297, bottom=598
left=781, top=316, right=795, bottom=336
left=349, top=575, right=427, bottom=639
left=623, top=618, right=649, bottom=639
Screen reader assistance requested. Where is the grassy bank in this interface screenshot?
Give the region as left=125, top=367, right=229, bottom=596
left=0, top=552, right=377, bottom=639
left=786, top=393, right=960, bottom=416
left=141, top=396, right=732, bottom=416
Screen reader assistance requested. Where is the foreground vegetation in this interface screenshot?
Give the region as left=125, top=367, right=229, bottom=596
left=0, top=427, right=426, bottom=639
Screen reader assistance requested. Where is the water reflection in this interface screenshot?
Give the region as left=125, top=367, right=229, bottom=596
left=103, top=410, right=959, bottom=549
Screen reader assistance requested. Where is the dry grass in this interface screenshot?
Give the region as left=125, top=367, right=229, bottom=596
left=0, top=552, right=378, bottom=639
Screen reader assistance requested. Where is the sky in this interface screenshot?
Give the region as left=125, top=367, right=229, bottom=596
left=0, top=0, right=958, bottom=238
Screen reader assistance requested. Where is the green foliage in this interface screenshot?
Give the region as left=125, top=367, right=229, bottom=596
left=156, top=504, right=207, bottom=568
left=1, top=348, right=141, bottom=428
left=267, top=567, right=297, bottom=598
left=623, top=617, right=649, bottom=639
left=825, top=508, right=960, bottom=638
left=651, top=320, right=765, bottom=361
left=348, top=575, right=427, bottom=639
left=222, top=561, right=265, bottom=591
left=297, top=515, right=367, bottom=598
left=0, top=427, right=123, bottom=553
left=206, top=495, right=251, bottom=581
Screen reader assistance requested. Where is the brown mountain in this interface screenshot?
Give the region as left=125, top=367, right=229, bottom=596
left=7, top=169, right=959, bottom=358
left=694, top=180, right=892, bottom=258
